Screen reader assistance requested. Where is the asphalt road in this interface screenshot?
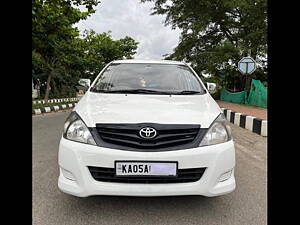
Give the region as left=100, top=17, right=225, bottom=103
left=32, top=111, right=267, bottom=225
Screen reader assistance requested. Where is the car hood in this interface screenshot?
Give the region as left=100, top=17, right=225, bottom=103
left=74, top=92, right=222, bottom=128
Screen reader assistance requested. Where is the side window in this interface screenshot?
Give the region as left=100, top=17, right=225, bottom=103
left=94, top=66, right=116, bottom=90
left=178, top=67, right=201, bottom=91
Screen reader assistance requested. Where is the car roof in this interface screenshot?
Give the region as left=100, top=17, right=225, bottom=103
left=112, top=59, right=186, bottom=65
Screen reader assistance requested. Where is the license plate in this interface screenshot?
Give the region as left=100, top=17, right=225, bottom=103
left=115, top=161, right=177, bottom=177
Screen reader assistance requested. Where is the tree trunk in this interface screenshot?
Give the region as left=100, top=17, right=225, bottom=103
left=44, top=71, right=53, bottom=103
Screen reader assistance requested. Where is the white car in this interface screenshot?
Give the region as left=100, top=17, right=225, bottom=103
left=58, top=60, right=235, bottom=197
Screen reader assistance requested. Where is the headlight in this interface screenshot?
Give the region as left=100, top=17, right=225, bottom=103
left=199, top=113, right=232, bottom=147
left=63, top=111, right=96, bottom=145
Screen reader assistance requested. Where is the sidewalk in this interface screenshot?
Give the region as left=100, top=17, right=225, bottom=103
left=216, top=100, right=267, bottom=120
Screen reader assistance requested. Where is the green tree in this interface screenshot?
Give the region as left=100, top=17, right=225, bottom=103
left=32, top=0, right=139, bottom=100
left=142, top=0, right=267, bottom=91
left=32, top=0, right=100, bottom=101
left=79, top=30, right=139, bottom=80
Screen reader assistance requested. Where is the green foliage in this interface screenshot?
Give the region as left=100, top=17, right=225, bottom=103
left=142, top=0, right=267, bottom=91
left=32, top=0, right=99, bottom=58
left=79, top=30, right=138, bottom=80
left=32, top=0, right=100, bottom=100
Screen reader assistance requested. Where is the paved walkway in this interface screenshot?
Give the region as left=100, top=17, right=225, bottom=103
left=217, top=100, right=267, bottom=120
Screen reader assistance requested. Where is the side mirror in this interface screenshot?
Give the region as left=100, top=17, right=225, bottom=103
left=206, top=82, right=216, bottom=94
left=78, top=79, right=91, bottom=88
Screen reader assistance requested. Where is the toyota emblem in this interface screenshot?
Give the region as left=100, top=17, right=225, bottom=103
left=139, top=127, right=157, bottom=139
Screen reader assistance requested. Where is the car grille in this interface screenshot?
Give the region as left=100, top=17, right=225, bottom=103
left=95, top=123, right=202, bottom=150
left=88, top=166, right=206, bottom=184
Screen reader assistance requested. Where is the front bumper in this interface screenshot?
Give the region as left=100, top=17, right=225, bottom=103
left=58, top=137, right=235, bottom=197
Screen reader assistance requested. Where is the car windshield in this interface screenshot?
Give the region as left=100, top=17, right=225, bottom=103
left=90, top=63, right=206, bottom=95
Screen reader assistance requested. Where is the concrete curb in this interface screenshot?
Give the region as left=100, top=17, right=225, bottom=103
left=221, top=108, right=267, bottom=137
left=33, top=97, right=79, bottom=105
left=32, top=103, right=77, bottom=115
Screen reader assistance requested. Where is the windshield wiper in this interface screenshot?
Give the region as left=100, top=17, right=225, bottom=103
left=174, top=90, right=202, bottom=95
left=91, top=89, right=173, bottom=94
left=91, top=89, right=203, bottom=95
